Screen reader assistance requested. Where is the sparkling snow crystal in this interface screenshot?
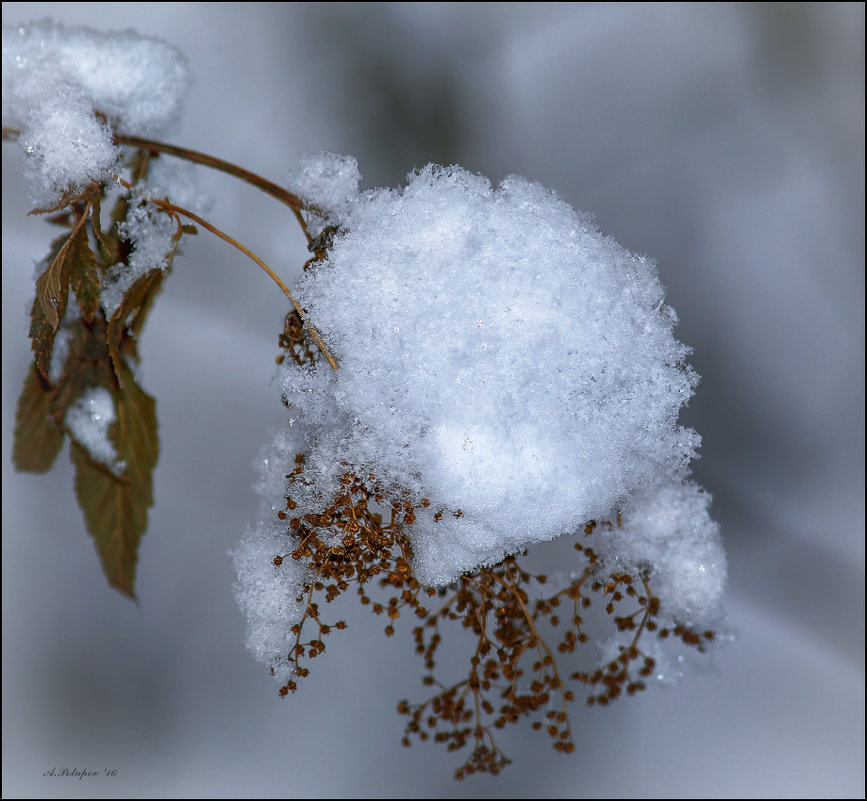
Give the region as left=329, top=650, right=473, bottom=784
left=2, top=18, right=190, bottom=203
left=235, top=155, right=726, bottom=675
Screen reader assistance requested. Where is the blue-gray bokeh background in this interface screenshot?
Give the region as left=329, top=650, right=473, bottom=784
left=3, top=3, right=864, bottom=797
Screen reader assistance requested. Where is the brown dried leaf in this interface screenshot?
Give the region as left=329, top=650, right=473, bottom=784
left=29, top=292, right=58, bottom=380
left=71, top=443, right=140, bottom=598
left=52, top=317, right=116, bottom=422
left=107, top=268, right=164, bottom=383
left=97, top=193, right=131, bottom=267
left=70, top=360, right=158, bottom=598
left=67, top=223, right=100, bottom=322
left=12, top=363, right=64, bottom=473
left=29, top=233, right=71, bottom=376
left=34, top=229, right=75, bottom=330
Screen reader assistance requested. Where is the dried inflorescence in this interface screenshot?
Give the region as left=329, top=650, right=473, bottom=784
left=269, top=457, right=714, bottom=779
left=275, top=309, right=318, bottom=368
left=239, top=157, right=725, bottom=780
left=272, top=459, right=435, bottom=694
left=253, top=207, right=722, bottom=779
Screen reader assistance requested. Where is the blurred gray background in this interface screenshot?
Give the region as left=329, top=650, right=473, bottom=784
left=2, top=3, right=864, bottom=797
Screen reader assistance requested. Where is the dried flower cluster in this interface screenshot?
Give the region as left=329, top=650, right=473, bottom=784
left=270, top=448, right=714, bottom=778
left=268, top=313, right=714, bottom=778
left=5, top=18, right=726, bottom=784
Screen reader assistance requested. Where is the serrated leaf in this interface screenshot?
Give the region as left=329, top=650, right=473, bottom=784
left=67, top=223, right=100, bottom=322
left=70, top=361, right=158, bottom=599
left=124, top=268, right=166, bottom=342
left=107, top=269, right=164, bottom=383
left=13, top=364, right=64, bottom=472
left=115, top=360, right=159, bottom=506
left=71, top=443, right=141, bottom=598
left=29, top=233, right=72, bottom=377
left=34, top=228, right=75, bottom=331
left=29, top=292, right=59, bottom=380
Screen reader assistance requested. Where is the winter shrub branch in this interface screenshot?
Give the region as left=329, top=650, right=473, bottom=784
left=3, top=18, right=727, bottom=778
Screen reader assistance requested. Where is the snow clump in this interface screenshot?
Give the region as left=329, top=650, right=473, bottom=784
left=2, top=18, right=190, bottom=203
left=65, top=387, right=126, bottom=476
left=234, top=154, right=726, bottom=673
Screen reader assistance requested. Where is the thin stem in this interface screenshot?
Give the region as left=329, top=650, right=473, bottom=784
left=147, top=192, right=338, bottom=370
left=488, top=571, right=571, bottom=733
left=113, top=133, right=312, bottom=241
left=634, top=577, right=656, bottom=643
left=6, top=124, right=336, bottom=366
left=3, top=125, right=312, bottom=241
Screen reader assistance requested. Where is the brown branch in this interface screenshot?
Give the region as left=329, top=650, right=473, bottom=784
left=147, top=194, right=338, bottom=371
left=3, top=125, right=313, bottom=242
left=488, top=571, right=572, bottom=735
left=112, top=133, right=312, bottom=241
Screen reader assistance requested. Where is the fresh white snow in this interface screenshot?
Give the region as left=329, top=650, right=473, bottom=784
left=234, top=155, right=726, bottom=678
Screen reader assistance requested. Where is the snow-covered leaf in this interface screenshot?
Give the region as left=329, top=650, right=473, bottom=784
left=70, top=361, right=158, bottom=598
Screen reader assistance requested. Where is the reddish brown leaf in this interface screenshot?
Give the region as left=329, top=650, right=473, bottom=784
left=71, top=442, right=141, bottom=598
left=69, top=360, right=158, bottom=598
left=107, top=268, right=164, bottom=383
left=67, top=223, right=100, bottom=322
left=12, top=363, right=64, bottom=472
left=34, top=229, right=75, bottom=331
left=29, top=232, right=71, bottom=377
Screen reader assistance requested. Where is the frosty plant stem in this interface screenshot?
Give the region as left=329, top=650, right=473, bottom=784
left=112, top=132, right=311, bottom=233
left=140, top=187, right=338, bottom=371
left=4, top=124, right=337, bottom=369
left=4, top=18, right=728, bottom=781
left=2, top=125, right=309, bottom=234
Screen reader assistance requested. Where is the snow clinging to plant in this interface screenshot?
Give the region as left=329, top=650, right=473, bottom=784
left=234, top=154, right=726, bottom=674
left=65, top=387, right=126, bottom=476
left=2, top=18, right=190, bottom=203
